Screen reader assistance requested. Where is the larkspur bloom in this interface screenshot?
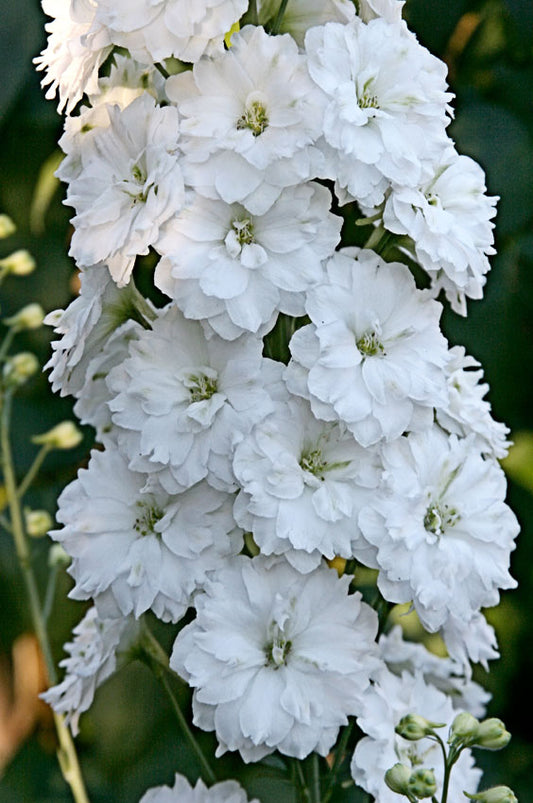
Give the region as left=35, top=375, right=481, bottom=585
left=155, top=182, right=341, bottom=339
left=64, top=92, right=184, bottom=286
left=41, top=606, right=139, bottom=735
left=305, top=18, right=453, bottom=208
left=166, top=25, right=325, bottom=215
left=139, top=775, right=259, bottom=803
left=171, top=557, right=380, bottom=762
left=357, top=426, right=518, bottom=632
left=233, top=396, right=381, bottom=573
left=285, top=249, right=449, bottom=446
left=51, top=448, right=242, bottom=622
left=440, top=611, right=500, bottom=675
left=351, top=668, right=482, bottom=802
left=108, top=304, right=283, bottom=492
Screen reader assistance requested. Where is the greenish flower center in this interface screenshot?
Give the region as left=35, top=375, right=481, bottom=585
left=232, top=217, right=255, bottom=245
left=122, top=161, right=151, bottom=204
left=237, top=101, right=269, bottom=137
left=423, top=503, right=460, bottom=536
left=265, top=636, right=292, bottom=669
left=134, top=500, right=164, bottom=537
left=359, top=92, right=379, bottom=109
left=300, top=448, right=329, bottom=480
left=188, top=373, right=218, bottom=403
left=356, top=330, right=386, bottom=357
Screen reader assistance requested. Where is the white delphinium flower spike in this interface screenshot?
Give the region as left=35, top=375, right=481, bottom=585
left=108, top=304, right=283, bottom=493
left=41, top=606, right=139, bottom=735
left=171, top=557, right=380, bottom=762
left=285, top=249, right=449, bottom=446
left=381, top=146, right=498, bottom=314
left=358, top=426, right=518, bottom=633
left=166, top=26, right=325, bottom=215
left=305, top=18, right=453, bottom=208
left=50, top=448, right=242, bottom=622
left=155, top=182, right=341, bottom=340
left=233, top=396, right=381, bottom=573
left=64, top=92, right=184, bottom=286
left=351, top=668, right=482, bottom=802
left=140, top=774, right=259, bottom=803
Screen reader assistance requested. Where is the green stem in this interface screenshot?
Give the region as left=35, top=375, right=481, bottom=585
left=154, top=62, right=170, bottom=79
left=0, top=390, right=90, bottom=803
left=310, top=753, right=321, bottom=803
left=270, top=0, right=290, bottom=34
left=292, top=758, right=308, bottom=802
left=322, top=721, right=354, bottom=803
left=0, top=512, right=13, bottom=532
left=0, top=328, right=16, bottom=363
left=17, top=443, right=51, bottom=499
left=43, top=563, right=59, bottom=623
left=364, top=225, right=393, bottom=257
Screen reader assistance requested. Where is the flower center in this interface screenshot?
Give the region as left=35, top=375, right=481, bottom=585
left=187, top=372, right=218, bottom=403
left=423, top=503, right=460, bottom=536
left=232, top=217, right=255, bottom=245
left=237, top=100, right=269, bottom=137
left=121, top=161, right=151, bottom=204
left=356, top=330, right=385, bottom=357
left=134, top=500, right=164, bottom=537
left=300, top=448, right=328, bottom=480
left=359, top=92, right=379, bottom=109
left=265, top=633, right=292, bottom=668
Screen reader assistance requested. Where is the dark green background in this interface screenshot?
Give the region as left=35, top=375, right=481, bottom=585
left=0, top=0, right=532, bottom=799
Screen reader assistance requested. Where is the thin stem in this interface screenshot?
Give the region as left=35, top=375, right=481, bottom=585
left=0, top=328, right=16, bottom=363
left=364, top=224, right=393, bottom=257
left=154, top=62, right=170, bottom=79
left=310, top=753, right=321, bottom=803
left=322, top=721, right=354, bottom=803
left=292, top=758, right=308, bottom=802
left=17, top=443, right=51, bottom=499
left=43, top=563, right=59, bottom=623
left=270, top=0, right=290, bottom=34
left=54, top=713, right=91, bottom=803
left=0, top=512, right=13, bottom=532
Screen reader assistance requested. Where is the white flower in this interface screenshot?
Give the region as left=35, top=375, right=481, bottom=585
left=51, top=448, right=241, bottom=622
left=171, top=557, right=380, bottom=762
left=358, top=426, right=519, bottom=632
left=45, top=266, right=154, bottom=398
left=436, top=346, right=510, bottom=458
left=305, top=19, right=453, bottom=208
left=382, top=147, right=498, bottom=314
left=155, top=182, right=341, bottom=338
left=34, top=0, right=112, bottom=114
left=108, top=304, right=282, bottom=492
left=65, top=92, right=184, bottom=286
left=351, top=668, right=482, bottom=802
left=440, top=611, right=500, bottom=676
left=379, top=625, right=490, bottom=718
left=41, top=606, right=139, bottom=735
left=140, top=775, right=259, bottom=803
left=166, top=26, right=325, bottom=215
left=356, top=0, right=405, bottom=23
left=256, top=0, right=355, bottom=46
left=233, top=396, right=382, bottom=573
left=285, top=249, right=449, bottom=446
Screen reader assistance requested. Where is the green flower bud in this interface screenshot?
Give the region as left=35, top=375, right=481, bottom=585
left=3, top=352, right=39, bottom=386
left=48, top=544, right=70, bottom=568
left=385, top=763, right=411, bottom=795
left=474, top=718, right=511, bottom=751
left=449, top=712, right=480, bottom=745
left=395, top=713, right=445, bottom=741
left=407, top=768, right=437, bottom=799
left=0, top=249, right=36, bottom=276
left=0, top=214, right=16, bottom=239
left=32, top=420, right=83, bottom=450
left=24, top=508, right=53, bottom=538
left=465, top=786, right=518, bottom=803
left=4, top=303, right=45, bottom=331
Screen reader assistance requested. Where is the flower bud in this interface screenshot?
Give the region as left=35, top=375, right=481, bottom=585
left=465, top=786, right=518, bottom=803
left=3, top=352, right=39, bottom=386
left=474, top=718, right=511, bottom=751
left=0, top=214, right=16, bottom=238
left=0, top=249, right=36, bottom=276
left=395, top=714, right=445, bottom=741
left=449, top=711, right=480, bottom=744
left=385, top=763, right=411, bottom=795
left=32, top=421, right=83, bottom=450
left=407, top=768, right=437, bottom=799
left=48, top=544, right=70, bottom=568
left=24, top=508, right=53, bottom=538
left=4, top=303, right=45, bottom=331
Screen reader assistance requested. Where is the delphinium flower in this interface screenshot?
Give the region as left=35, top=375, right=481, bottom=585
left=351, top=668, right=482, bottom=802
left=64, top=92, right=184, bottom=286
left=441, top=611, right=500, bottom=675
left=305, top=17, right=453, bottom=208
left=154, top=182, right=341, bottom=339
left=139, top=774, right=259, bottom=803
left=171, top=556, right=380, bottom=762
left=233, top=395, right=382, bottom=572
left=166, top=25, right=325, bottom=215
left=285, top=249, right=449, bottom=446
left=50, top=448, right=242, bottom=622
left=357, top=426, right=518, bottom=633
left=41, top=606, right=140, bottom=735
left=108, top=304, right=283, bottom=492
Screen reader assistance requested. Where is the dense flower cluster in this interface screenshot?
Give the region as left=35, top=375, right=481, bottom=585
left=37, top=1, right=518, bottom=800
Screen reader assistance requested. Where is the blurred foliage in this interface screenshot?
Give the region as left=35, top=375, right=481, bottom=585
left=0, top=0, right=533, bottom=799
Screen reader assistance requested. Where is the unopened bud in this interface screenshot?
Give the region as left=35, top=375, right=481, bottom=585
left=407, top=768, right=437, bottom=799
left=396, top=714, right=445, bottom=741
left=385, top=763, right=411, bottom=795
left=48, top=544, right=70, bottom=568
left=3, top=352, right=39, bottom=386
left=0, top=249, right=36, bottom=276
left=4, top=303, right=45, bottom=331
left=449, top=712, right=480, bottom=744
left=24, top=509, right=53, bottom=538
left=32, top=420, right=83, bottom=450
left=0, top=214, right=16, bottom=238
left=465, top=786, right=517, bottom=803
left=474, top=718, right=511, bottom=751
